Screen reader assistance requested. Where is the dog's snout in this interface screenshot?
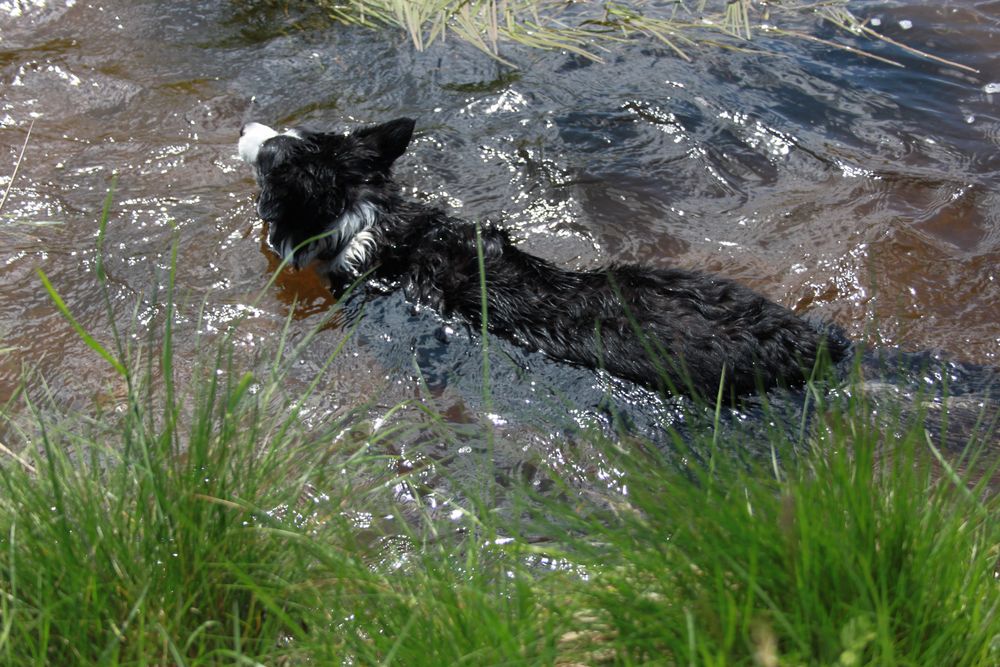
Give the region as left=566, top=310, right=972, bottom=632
left=239, top=123, right=247, bottom=137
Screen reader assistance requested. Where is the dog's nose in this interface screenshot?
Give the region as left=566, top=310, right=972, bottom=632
left=240, top=123, right=248, bottom=137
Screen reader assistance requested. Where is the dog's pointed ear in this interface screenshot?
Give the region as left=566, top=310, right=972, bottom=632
left=354, top=117, right=415, bottom=171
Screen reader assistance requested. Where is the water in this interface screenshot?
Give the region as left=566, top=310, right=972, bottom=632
left=1, top=1, right=998, bottom=488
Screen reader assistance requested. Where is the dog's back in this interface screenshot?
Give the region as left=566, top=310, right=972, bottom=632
left=383, top=218, right=844, bottom=397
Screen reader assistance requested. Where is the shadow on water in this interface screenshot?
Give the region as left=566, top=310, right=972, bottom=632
left=0, top=0, right=998, bottom=494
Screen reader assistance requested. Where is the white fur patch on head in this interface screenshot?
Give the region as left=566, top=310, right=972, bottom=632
left=238, top=122, right=278, bottom=165
left=238, top=123, right=304, bottom=165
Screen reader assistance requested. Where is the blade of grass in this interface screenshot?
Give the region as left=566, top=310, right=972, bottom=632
left=37, top=268, right=127, bottom=377
left=0, top=119, right=33, bottom=214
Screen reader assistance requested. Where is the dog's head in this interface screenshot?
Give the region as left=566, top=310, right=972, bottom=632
left=238, top=117, right=415, bottom=276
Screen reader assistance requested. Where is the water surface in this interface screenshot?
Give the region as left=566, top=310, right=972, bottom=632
left=1, top=1, right=998, bottom=487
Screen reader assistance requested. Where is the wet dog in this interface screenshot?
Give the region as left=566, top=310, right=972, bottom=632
left=238, top=118, right=845, bottom=398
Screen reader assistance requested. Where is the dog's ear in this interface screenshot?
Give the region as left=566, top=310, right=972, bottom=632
left=354, top=117, right=415, bottom=171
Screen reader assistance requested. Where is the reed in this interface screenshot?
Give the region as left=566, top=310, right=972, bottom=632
left=257, top=0, right=979, bottom=72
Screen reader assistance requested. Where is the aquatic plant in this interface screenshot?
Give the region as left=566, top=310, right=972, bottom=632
left=246, top=0, right=976, bottom=72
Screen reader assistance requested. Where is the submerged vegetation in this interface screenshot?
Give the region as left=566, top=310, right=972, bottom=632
left=0, top=202, right=997, bottom=664
left=238, top=0, right=977, bottom=72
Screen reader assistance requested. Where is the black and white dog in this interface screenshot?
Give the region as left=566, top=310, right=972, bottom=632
left=238, top=118, right=845, bottom=399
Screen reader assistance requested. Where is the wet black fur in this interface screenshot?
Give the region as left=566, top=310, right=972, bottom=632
left=247, top=118, right=846, bottom=398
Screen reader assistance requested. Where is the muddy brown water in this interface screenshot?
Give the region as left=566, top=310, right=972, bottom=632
left=1, top=1, right=998, bottom=493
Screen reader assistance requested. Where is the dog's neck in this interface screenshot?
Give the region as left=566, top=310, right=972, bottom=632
left=323, top=193, right=449, bottom=281
left=322, top=201, right=380, bottom=276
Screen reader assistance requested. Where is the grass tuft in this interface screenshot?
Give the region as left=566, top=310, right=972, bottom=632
left=531, top=391, right=1000, bottom=665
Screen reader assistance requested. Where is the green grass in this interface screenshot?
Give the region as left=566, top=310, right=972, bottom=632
left=0, top=206, right=997, bottom=664
left=535, top=406, right=1000, bottom=665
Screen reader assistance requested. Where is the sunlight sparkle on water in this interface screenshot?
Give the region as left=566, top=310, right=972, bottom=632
left=2, top=0, right=75, bottom=18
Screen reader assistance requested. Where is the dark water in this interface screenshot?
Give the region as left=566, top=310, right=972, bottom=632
left=1, top=1, right=998, bottom=489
